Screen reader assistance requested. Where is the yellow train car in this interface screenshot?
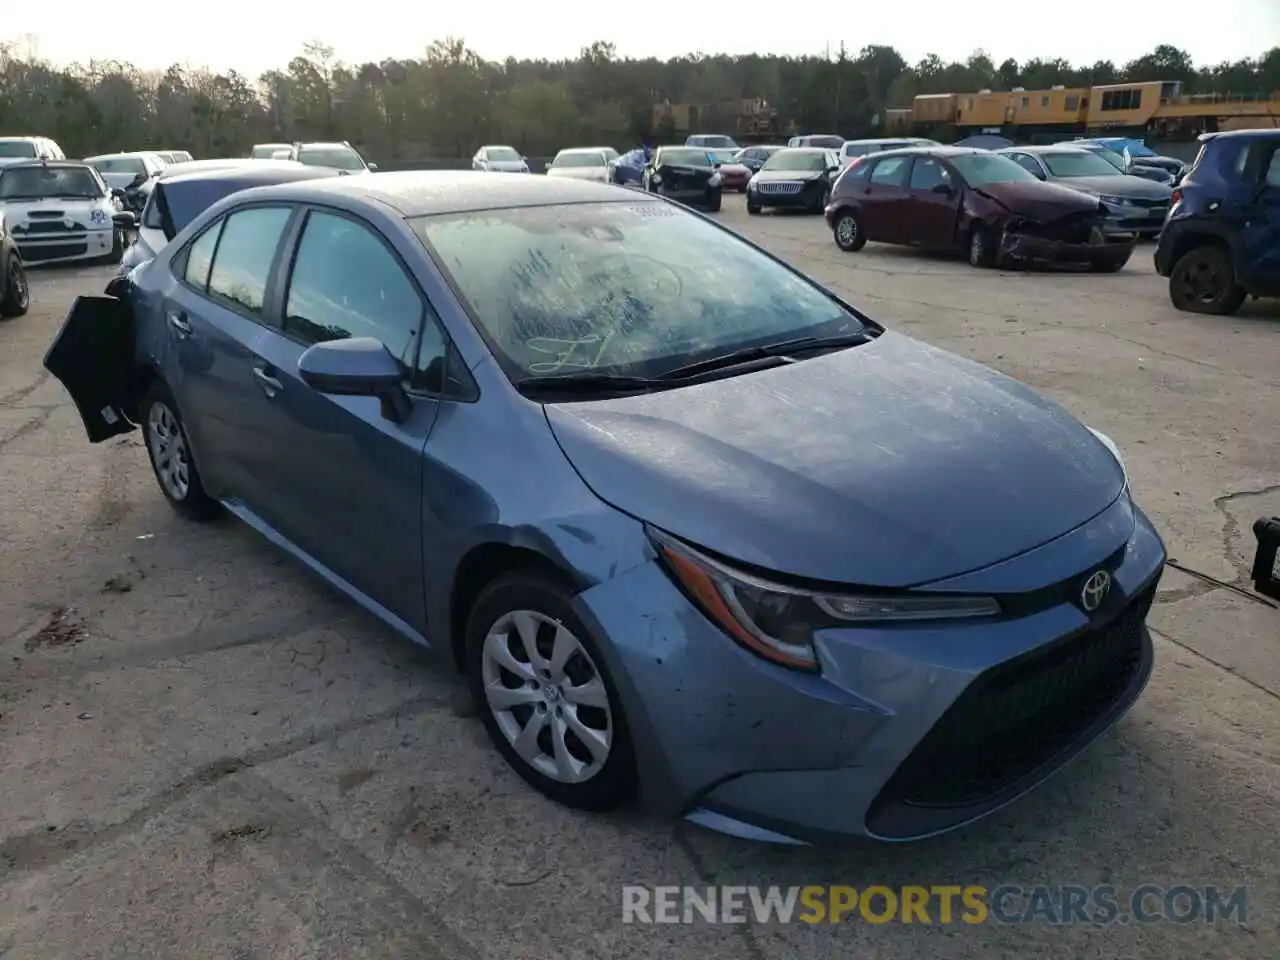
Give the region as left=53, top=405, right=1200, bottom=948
left=955, top=90, right=1013, bottom=128
left=1009, top=86, right=1090, bottom=127
left=1083, top=80, right=1172, bottom=129
left=911, top=93, right=958, bottom=125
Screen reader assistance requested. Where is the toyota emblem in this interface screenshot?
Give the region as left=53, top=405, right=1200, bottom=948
left=1080, top=569, right=1112, bottom=613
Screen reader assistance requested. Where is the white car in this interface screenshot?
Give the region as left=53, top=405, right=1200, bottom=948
left=83, top=151, right=167, bottom=194
left=0, top=136, right=66, bottom=170
left=0, top=160, right=130, bottom=265
left=545, top=147, right=619, bottom=183
left=472, top=145, right=530, bottom=173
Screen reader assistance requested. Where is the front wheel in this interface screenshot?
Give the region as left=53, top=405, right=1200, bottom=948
left=466, top=570, right=638, bottom=812
left=832, top=210, right=866, bottom=252
left=746, top=197, right=762, bottom=215
left=141, top=381, right=221, bottom=521
left=0, top=252, right=29, bottom=319
left=968, top=226, right=1000, bottom=268
left=1168, top=245, right=1247, bottom=315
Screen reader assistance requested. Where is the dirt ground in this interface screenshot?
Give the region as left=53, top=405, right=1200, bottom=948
left=1, top=197, right=1278, bottom=959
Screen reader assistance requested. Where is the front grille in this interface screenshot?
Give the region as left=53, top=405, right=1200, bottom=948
left=19, top=242, right=89, bottom=262
left=876, top=582, right=1156, bottom=811
left=27, top=210, right=65, bottom=219
left=23, top=221, right=86, bottom=235
left=756, top=181, right=803, bottom=195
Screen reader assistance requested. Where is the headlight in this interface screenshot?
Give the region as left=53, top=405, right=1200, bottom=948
left=1087, top=426, right=1127, bottom=485
left=649, top=527, right=1000, bottom=672
left=708, top=172, right=722, bottom=187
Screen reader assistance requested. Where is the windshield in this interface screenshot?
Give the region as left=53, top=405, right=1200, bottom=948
left=0, top=165, right=102, bottom=199
left=1079, top=146, right=1126, bottom=171
left=0, top=140, right=38, bottom=159
left=486, top=147, right=522, bottom=162
left=552, top=152, right=605, bottom=168
left=1041, top=151, right=1125, bottom=178
left=297, top=147, right=365, bottom=171
left=693, top=136, right=736, bottom=148
left=951, top=154, right=1038, bottom=187
left=658, top=149, right=711, bottom=167
left=707, top=150, right=738, bottom=164
left=92, top=157, right=147, bottom=175
left=763, top=150, right=828, bottom=172
left=410, top=201, right=861, bottom=382
left=251, top=145, right=287, bottom=159
left=802, top=136, right=845, bottom=150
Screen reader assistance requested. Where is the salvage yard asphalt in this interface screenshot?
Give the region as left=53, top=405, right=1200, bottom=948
left=1, top=193, right=1278, bottom=960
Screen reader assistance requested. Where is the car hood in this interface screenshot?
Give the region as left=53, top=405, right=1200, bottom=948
left=2, top=197, right=112, bottom=223
left=972, top=180, right=1102, bottom=221
left=547, top=167, right=609, bottom=181
left=545, top=332, right=1124, bottom=587
left=753, top=168, right=825, bottom=182
left=1051, top=174, right=1172, bottom=200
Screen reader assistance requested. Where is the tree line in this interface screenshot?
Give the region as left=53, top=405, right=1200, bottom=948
left=1, top=38, right=1278, bottom=162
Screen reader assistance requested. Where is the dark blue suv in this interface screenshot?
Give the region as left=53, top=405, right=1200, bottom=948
left=1154, top=130, right=1280, bottom=314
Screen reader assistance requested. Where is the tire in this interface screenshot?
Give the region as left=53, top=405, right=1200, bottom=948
left=704, top=192, right=722, bottom=213
left=832, top=210, right=866, bottom=252
left=465, top=569, right=638, bottom=812
left=1168, top=245, right=1247, bottom=315
left=141, top=381, right=221, bottom=521
left=746, top=198, right=762, bottom=215
left=968, top=226, right=999, bottom=268
left=0, top=252, right=29, bottom=319
left=98, top=229, right=124, bottom=266
left=813, top=186, right=831, bottom=214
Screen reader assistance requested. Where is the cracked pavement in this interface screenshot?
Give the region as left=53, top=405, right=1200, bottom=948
left=1, top=202, right=1277, bottom=959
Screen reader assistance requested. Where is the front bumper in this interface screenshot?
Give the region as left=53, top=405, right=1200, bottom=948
left=1103, top=202, right=1170, bottom=237
left=572, top=494, right=1165, bottom=844
left=1002, top=227, right=1136, bottom=266
left=13, top=228, right=115, bottom=264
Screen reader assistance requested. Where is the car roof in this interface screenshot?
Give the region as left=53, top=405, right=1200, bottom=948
left=775, top=147, right=833, bottom=154
left=233, top=170, right=655, bottom=217
left=158, top=158, right=299, bottom=178
left=874, top=146, right=987, bottom=158
left=295, top=141, right=353, bottom=149
left=162, top=165, right=339, bottom=189
left=1003, top=145, right=1091, bottom=154
left=1198, top=128, right=1280, bottom=142
left=556, top=147, right=607, bottom=154
left=0, top=159, right=92, bottom=171
left=85, top=151, right=160, bottom=161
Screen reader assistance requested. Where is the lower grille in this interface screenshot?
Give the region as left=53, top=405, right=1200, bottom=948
left=19, top=242, right=89, bottom=262
left=878, top=582, right=1156, bottom=810
left=23, top=220, right=87, bottom=234
left=756, top=181, right=803, bottom=195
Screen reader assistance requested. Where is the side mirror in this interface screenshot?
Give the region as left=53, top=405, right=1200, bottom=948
left=931, top=183, right=954, bottom=196
left=298, top=337, right=410, bottom=423
left=112, top=211, right=137, bottom=229
left=367, top=162, right=378, bottom=171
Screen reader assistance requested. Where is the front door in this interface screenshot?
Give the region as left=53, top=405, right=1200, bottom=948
left=1240, top=143, right=1280, bottom=295
left=904, top=156, right=962, bottom=248
left=161, top=205, right=296, bottom=504
left=247, top=208, right=442, bottom=629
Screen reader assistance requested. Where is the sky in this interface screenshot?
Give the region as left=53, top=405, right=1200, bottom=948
left=3, top=1, right=1278, bottom=78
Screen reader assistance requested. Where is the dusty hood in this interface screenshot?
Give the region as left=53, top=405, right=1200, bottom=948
left=546, top=167, right=609, bottom=181
left=2, top=197, right=114, bottom=227
left=545, top=332, right=1124, bottom=587
left=1053, top=175, right=1172, bottom=200
left=974, top=180, right=1102, bottom=221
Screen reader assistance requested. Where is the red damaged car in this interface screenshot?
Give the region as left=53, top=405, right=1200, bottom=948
left=825, top=146, right=1136, bottom=272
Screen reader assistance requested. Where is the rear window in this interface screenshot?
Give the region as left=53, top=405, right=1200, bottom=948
left=296, top=147, right=365, bottom=171
left=93, top=157, right=147, bottom=175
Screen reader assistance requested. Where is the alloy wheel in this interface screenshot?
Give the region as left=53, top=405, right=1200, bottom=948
left=836, top=215, right=857, bottom=247
left=10, top=261, right=28, bottom=310
left=147, top=401, right=191, bottom=501
left=1176, top=255, right=1227, bottom=305
left=480, top=610, right=613, bottom=784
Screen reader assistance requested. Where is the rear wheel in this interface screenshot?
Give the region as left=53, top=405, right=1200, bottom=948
left=833, top=210, right=866, bottom=252
left=141, top=381, right=221, bottom=521
left=0, top=252, right=29, bottom=319
left=1168, top=245, right=1246, bottom=315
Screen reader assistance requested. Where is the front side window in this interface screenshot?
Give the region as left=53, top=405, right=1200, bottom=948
left=411, top=201, right=864, bottom=382
left=1007, top=153, right=1044, bottom=176
left=909, top=158, right=952, bottom=191
left=183, top=222, right=223, bottom=290
left=284, top=211, right=423, bottom=373
left=206, top=207, right=293, bottom=316
left=869, top=156, right=910, bottom=186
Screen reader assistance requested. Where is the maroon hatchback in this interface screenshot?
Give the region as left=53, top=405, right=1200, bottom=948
left=824, top=147, right=1136, bottom=271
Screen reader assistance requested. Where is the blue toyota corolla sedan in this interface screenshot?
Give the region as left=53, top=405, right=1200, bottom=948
left=44, top=172, right=1165, bottom=844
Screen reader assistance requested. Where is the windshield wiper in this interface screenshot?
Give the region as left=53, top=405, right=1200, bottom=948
left=657, top=332, right=871, bottom=380
left=516, top=373, right=670, bottom=394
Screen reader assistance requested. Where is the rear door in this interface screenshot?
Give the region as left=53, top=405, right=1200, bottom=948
left=904, top=156, right=962, bottom=247
left=246, top=207, right=443, bottom=626
left=160, top=204, right=297, bottom=505
left=859, top=155, right=912, bottom=242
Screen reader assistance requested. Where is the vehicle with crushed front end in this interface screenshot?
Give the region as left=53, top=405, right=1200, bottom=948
left=706, top=149, right=752, bottom=192
left=0, top=160, right=135, bottom=266
left=826, top=147, right=1136, bottom=272
left=746, top=147, right=841, bottom=214
left=642, top=146, right=723, bottom=211
left=84, top=151, right=167, bottom=212
left=998, top=145, right=1173, bottom=240
left=1154, top=129, right=1280, bottom=314
left=42, top=171, right=1164, bottom=846
left=0, top=209, right=30, bottom=318
left=120, top=161, right=341, bottom=276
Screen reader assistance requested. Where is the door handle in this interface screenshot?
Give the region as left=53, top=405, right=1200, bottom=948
left=167, top=311, right=192, bottom=338
left=252, top=367, right=283, bottom=397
